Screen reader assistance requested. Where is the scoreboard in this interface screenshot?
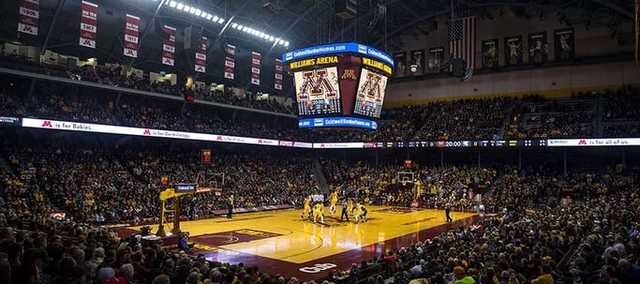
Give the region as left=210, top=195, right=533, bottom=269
left=282, top=42, right=394, bottom=129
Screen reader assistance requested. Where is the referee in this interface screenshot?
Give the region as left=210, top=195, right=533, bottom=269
left=226, top=194, right=234, bottom=219
left=340, top=200, right=349, bottom=221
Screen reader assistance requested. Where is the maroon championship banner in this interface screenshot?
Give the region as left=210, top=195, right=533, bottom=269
left=250, top=51, right=262, bottom=85
left=18, top=0, right=39, bottom=36
left=195, top=36, right=208, bottom=73
left=79, top=1, right=98, bottom=48
left=123, top=14, right=140, bottom=58
left=162, top=25, right=176, bottom=66
left=224, top=44, right=236, bottom=80
left=274, top=59, right=283, bottom=90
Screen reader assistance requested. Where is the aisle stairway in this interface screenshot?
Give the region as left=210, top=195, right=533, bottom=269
left=312, top=158, right=329, bottom=193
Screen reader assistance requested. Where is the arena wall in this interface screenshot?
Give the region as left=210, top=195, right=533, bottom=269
left=395, top=7, right=633, bottom=64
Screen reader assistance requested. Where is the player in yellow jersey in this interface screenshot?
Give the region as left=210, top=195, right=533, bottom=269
left=302, top=196, right=311, bottom=220
left=353, top=202, right=363, bottom=223
left=329, top=191, right=339, bottom=216
left=313, top=203, right=325, bottom=223
left=360, top=203, right=368, bottom=222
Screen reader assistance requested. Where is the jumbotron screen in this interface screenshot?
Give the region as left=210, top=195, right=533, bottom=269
left=294, top=66, right=341, bottom=116
left=354, top=68, right=388, bottom=118
left=283, top=42, right=394, bottom=129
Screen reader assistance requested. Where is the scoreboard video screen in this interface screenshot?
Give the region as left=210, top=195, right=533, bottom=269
left=354, top=68, right=388, bottom=118
left=294, top=66, right=341, bottom=116
left=282, top=42, right=394, bottom=129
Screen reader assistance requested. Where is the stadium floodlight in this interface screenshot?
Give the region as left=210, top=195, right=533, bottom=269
left=176, top=2, right=184, bottom=10
left=212, top=15, right=219, bottom=22
left=195, top=9, right=201, bottom=16
left=168, top=1, right=177, bottom=8
left=189, top=7, right=196, bottom=14
left=205, top=14, right=212, bottom=20
left=222, top=20, right=288, bottom=46
left=182, top=5, right=190, bottom=12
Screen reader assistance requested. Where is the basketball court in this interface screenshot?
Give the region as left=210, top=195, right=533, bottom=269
left=128, top=206, right=478, bottom=280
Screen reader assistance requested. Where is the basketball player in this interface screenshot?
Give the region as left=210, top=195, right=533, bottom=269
left=302, top=196, right=311, bottom=220
left=313, top=202, right=325, bottom=223
left=360, top=203, right=368, bottom=222
left=347, top=199, right=354, bottom=215
left=329, top=190, right=339, bottom=216
left=445, top=204, right=453, bottom=223
left=354, top=202, right=363, bottom=223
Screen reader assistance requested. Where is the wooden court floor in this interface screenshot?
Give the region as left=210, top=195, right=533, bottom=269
left=129, top=206, right=477, bottom=280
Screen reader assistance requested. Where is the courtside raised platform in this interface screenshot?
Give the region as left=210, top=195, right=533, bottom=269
left=127, top=206, right=478, bottom=281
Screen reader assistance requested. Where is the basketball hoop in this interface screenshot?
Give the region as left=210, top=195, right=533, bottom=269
left=397, top=171, right=414, bottom=186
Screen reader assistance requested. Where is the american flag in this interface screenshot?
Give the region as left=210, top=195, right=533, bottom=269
left=449, top=16, right=476, bottom=80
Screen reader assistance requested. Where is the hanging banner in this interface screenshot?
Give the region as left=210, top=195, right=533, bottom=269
left=18, top=0, right=39, bottom=36
left=393, top=52, right=407, bottom=77
left=195, top=36, right=208, bottom=73
left=481, top=39, right=499, bottom=69
left=427, top=47, right=445, bottom=73
left=162, top=25, right=176, bottom=66
left=251, top=51, right=262, bottom=85
left=554, top=28, right=575, bottom=61
left=274, top=58, right=283, bottom=90
left=79, top=1, right=98, bottom=48
left=410, top=49, right=425, bottom=75
left=528, top=32, right=548, bottom=65
left=201, top=149, right=212, bottom=164
left=123, top=14, right=140, bottom=58
left=224, top=44, right=236, bottom=79
left=504, top=35, right=523, bottom=66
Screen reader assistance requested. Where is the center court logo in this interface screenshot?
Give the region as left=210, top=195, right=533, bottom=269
left=299, top=263, right=336, bottom=273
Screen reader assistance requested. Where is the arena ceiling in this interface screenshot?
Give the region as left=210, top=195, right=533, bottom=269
left=0, top=0, right=633, bottom=74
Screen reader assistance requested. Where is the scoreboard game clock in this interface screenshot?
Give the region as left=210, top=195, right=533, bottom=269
left=282, top=42, right=394, bottom=130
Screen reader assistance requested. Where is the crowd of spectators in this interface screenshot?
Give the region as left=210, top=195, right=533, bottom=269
left=2, top=135, right=640, bottom=283
left=3, top=76, right=640, bottom=142
left=341, top=190, right=640, bottom=284
left=321, top=158, right=635, bottom=214
left=601, top=87, right=640, bottom=137
left=0, top=52, right=293, bottom=114
left=318, top=158, right=640, bottom=283
left=1, top=138, right=317, bottom=224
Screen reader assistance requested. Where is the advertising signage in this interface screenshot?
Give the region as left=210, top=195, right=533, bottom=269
left=282, top=42, right=395, bottom=67
left=18, top=117, right=640, bottom=149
